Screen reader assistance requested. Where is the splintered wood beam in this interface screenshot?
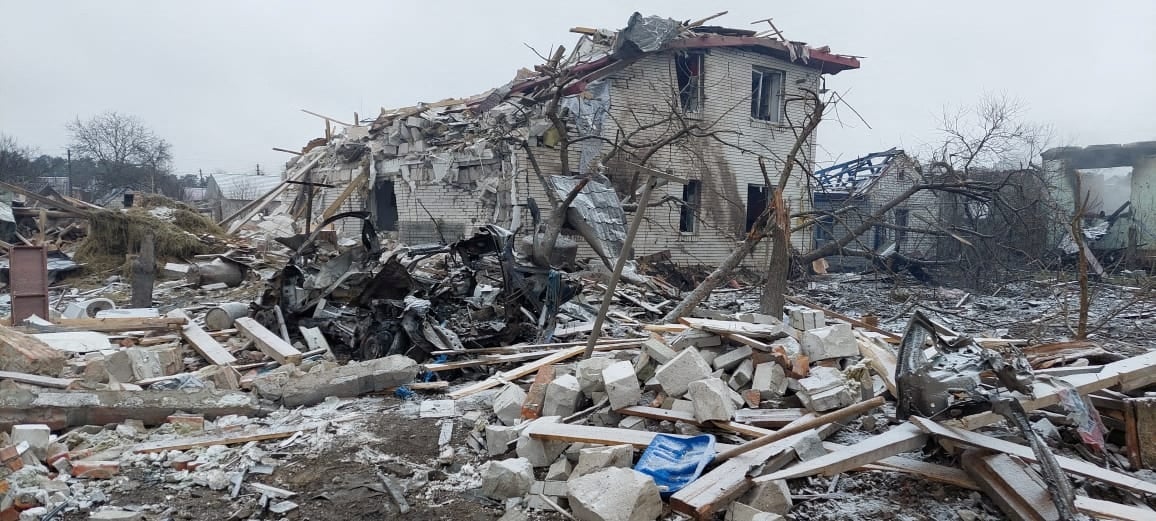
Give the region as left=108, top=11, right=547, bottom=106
left=855, top=332, right=899, bottom=395
left=167, top=309, right=236, bottom=366
left=716, top=397, right=885, bottom=463
left=526, top=422, right=738, bottom=452
left=911, top=416, right=1156, bottom=497
left=130, top=423, right=320, bottom=453
left=754, top=422, right=929, bottom=482
left=961, top=450, right=1062, bottom=521
left=301, top=109, right=353, bottom=127
left=50, top=316, right=187, bottom=332
left=447, top=346, right=586, bottom=399
left=234, top=317, right=302, bottom=366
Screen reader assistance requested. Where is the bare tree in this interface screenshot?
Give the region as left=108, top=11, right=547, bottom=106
left=68, top=111, right=172, bottom=190
left=0, top=134, right=38, bottom=182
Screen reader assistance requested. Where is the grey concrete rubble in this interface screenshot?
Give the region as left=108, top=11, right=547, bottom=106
left=568, top=467, right=662, bottom=521
left=752, top=362, right=788, bottom=398
left=576, top=357, right=613, bottom=396
left=251, top=354, right=418, bottom=407
left=654, top=348, right=713, bottom=398
left=642, top=338, right=677, bottom=365
left=601, top=361, right=641, bottom=410
left=687, top=377, right=736, bottom=423
left=570, top=444, right=633, bottom=478
left=516, top=416, right=568, bottom=466
left=740, top=479, right=793, bottom=515
left=493, top=384, right=529, bottom=426
left=480, top=457, right=534, bottom=499
left=800, top=323, right=857, bottom=360
left=542, top=374, right=582, bottom=417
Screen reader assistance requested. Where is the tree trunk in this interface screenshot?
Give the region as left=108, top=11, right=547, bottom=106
left=760, top=224, right=789, bottom=317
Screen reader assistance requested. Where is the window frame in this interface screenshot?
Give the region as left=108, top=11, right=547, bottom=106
left=675, top=52, right=705, bottom=114
left=751, top=66, right=785, bottom=123
left=679, top=179, right=702, bottom=233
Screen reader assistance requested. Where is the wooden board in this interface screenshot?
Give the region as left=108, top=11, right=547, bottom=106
left=0, top=370, right=76, bottom=389
left=422, top=343, right=636, bottom=372
left=129, top=423, right=319, bottom=453
left=447, top=346, right=585, bottom=400
left=234, top=317, right=302, bottom=365
left=855, top=332, right=899, bottom=395
left=910, top=416, right=1156, bottom=497
left=732, top=408, right=808, bottom=428
left=526, top=422, right=737, bottom=452
left=50, top=316, right=187, bottom=332
left=963, top=450, right=1061, bottom=521
left=754, top=422, right=929, bottom=482
left=1073, top=496, right=1156, bottom=521
left=679, top=317, right=783, bottom=338
left=167, top=310, right=236, bottom=366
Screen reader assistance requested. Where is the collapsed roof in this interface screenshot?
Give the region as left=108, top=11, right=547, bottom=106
left=813, top=148, right=908, bottom=196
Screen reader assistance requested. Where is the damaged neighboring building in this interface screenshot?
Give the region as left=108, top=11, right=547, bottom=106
left=279, top=13, right=860, bottom=267
left=1043, top=141, right=1156, bottom=264
left=811, top=149, right=939, bottom=271
left=205, top=172, right=283, bottom=221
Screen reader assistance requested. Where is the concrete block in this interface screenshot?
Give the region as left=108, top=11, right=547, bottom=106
left=788, top=430, right=827, bottom=461
left=618, top=416, right=646, bottom=431
left=568, top=467, right=662, bottom=521
left=530, top=480, right=569, bottom=497
left=726, top=502, right=769, bottom=521
left=670, top=399, right=696, bottom=415
left=799, top=385, right=855, bottom=412
left=713, top=346, right=753, bottom=372
left=486, top=424, right=522, bottom=457
left=542, top=374, right=582, bottom=417
left=516, top=416, right=568, bottom=467
left=576, top=357, right=614, bottom=396
left=481, top=457, right=534, bottom=499
left=546, top=456, right=572, bottom=480
left=601, top=361, right=641, bottom=410
left=10, top=424, right=50, bottom=460
left=772, top=336, right=802, bottom=358
left=728, top=359, right=754, bottom=390
left=789, top=307, right=824, bottom=331
left=642, top=338, right=677, bottom=365
left=571, top=444, right=633, bottom=479
left=89, top=510, right=144, bottom=521
left=655, top=348, right=713, bottom=398
left=697, top=347, right=725, bottom=367
left=252, top=355, right=418, bottom=407
left=752, top=362, right=788, bottom=399
left=494, top=384, right=528, bottom=426
left=740, top=479, right=793, bottom=515
left=106, top=348, right=164, bottom=383
left=797, top=367, right=843, bottom=395
left=670, top=329, right=722, bottom=350
left=687, top=378, right=736, bottom=423
left=800, top=323, right=857, bottom=360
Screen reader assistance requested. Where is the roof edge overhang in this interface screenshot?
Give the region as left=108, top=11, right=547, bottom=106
left=665, top=35, right=860, bottom=74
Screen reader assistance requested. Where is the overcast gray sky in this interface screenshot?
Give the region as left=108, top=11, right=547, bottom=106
left=2, top=1, right=1154, bottom=176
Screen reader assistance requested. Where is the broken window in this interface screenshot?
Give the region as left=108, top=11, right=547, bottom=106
left=814, top=213, right=836, bottom=247
left=895, top=208, right=909, bottom=246
left=374, top=180, right=399, bottom=231
left=680, top=179, right=701, bottom=232
left=745, top=184, right=769, bottom=235
left=751, top=67, right=784, bottom=122
left=676, top=52, right=704, bottom=113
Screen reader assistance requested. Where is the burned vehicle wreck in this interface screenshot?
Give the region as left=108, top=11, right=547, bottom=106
left=255, top=213, right=581, bottom=362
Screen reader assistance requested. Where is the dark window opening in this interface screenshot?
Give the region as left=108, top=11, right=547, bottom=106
left=676, top=53, right=704, bottom=113
left=679, top=180, right=701, bottom=232
left=375, top=180, right=399, bottom=231
left=745, top=184, right=769, bottom=235
left=873, top=224, right=886, bottom=250
left=751, top=67, right=784, bottom=122
left=895, top=208, right=909, bottom=246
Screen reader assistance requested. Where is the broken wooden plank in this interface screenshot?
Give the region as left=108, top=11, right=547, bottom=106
left=0, top=370, right=76, bottom=389
left=428, top=338, right=642, bottom=356
left=447, top=346, right=586, bottom=400
left=910, top=416, right=1156, bottom=497
left=424, top=343, right=635, bottom=372
left=234, top=317, right=302, bottom=365
left=1073, top=496, right=1156, bottom=521
left=313, top=171, right=367, bottom=230
left=167, top=309, right=236, bottom=366
left=754, top=422, right=929, bottom=482
left=48, top=316, right=187, bottom=332
left=129, top=423, right=320, bottom=453
left=716, top=397, right=885, bottom=463
left=731, top=408, right=808, bottom=428
left=679, top=317, right=783, bottom=338
left=526, top=422, right=737, bottom=452
left=961, top=450, right=1062, bottom=521
left=855, top=332, right=899, bottom=395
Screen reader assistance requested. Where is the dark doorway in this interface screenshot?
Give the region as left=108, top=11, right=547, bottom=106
left=375, top=180, right=399, bottom=231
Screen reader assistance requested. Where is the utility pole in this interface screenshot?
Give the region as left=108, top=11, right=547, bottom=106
left=256, top=163, right=262, bottom=176
left=66, top=148, right=72, bottom=197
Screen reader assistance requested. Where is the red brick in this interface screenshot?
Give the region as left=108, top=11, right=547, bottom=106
left=70, top=460, right=119, bottom=479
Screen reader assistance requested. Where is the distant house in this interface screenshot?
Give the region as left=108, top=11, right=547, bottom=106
left=183, top=187, right=207, bottom=203
left=811, top=149, right=939, bottom=271
left=205, top=173, right=283, bottom=221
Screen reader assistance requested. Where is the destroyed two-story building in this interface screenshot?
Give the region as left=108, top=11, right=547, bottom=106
left=272, top=13, right=859, bottom=268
